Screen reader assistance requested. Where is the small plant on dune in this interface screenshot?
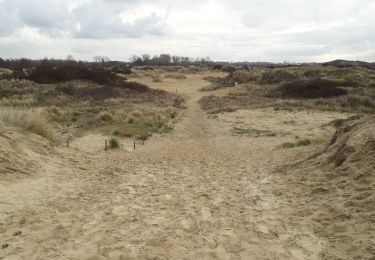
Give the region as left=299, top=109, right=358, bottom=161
left=136, top=133, right=151, bottom=141
left=109, top=137, right=120, bottom=149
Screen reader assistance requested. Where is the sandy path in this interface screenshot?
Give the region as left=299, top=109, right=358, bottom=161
left=0, top=73, right=353, bottom=259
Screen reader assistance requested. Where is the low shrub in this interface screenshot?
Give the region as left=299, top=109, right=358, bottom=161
left=109, top=137, right=120, bottom=149
left=112, top=67, right=132, bottom=75
left=275, top=79, right=349, bottom=99
left=222, top=65, right=236, bottom=73
left=231, top=70, right=257, bottom=84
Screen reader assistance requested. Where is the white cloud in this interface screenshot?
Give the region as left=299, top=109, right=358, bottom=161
left=0, top=0, right=374, bottom=62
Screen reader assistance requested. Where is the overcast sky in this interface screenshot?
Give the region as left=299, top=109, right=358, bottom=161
left=0, top=0, right=374, bottom=62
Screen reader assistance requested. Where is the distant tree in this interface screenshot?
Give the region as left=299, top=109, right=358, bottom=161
left=133, top=57, right=144, bottom=66
left=172, top=56, right=181, bottom=64
left=159, top=54, right=171, bottom=65
left=93, top=55, right=110, bottom=64
left=142, top=54, right=150, bottom=63
left=66, top=55, right=74, bottom=61
left=128, top=54, right=213, bottom=66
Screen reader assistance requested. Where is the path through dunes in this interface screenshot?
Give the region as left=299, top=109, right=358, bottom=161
left=0, top=72, right=366, bottom=259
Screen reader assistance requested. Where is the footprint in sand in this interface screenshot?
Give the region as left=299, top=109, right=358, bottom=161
left=201, top=207, right=212, bottom=221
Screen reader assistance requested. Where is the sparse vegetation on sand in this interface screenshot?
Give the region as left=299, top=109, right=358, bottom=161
left=112, top=108, right=177, bottom=140
left=232, top=127, right=276, bottom=137
left=164, top=73, right=187, bottom=80
left=199, top=65, right=375, bottom=114
left=0, top=64, right=185, bottom=141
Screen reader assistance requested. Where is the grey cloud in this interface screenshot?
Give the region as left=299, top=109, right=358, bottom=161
left=72, top=1, right=167, bottom=38
left=0, top=0, right=168, bottom=38
left=0, top=1, right=20, bottom=36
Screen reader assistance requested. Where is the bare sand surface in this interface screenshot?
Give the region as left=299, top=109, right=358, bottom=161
left=0, top=72, right=374, bottom=259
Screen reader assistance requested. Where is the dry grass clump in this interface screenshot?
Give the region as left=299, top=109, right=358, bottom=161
left=98, top=111, right=114, bottom=122
left=0, top=107, right=58, bottom=142
left=199, top=84, right=222, bottom=92
left=0, top=68, right=12, bottom=75
left=47, top=104, right=181, bottom=140
left=203, top=76, right=223, bottom=83
left=152, top=76, right=162, bottom=82
left=49, top=106, right=61, bottom=115
left=164, top=73, right=187, bottom=80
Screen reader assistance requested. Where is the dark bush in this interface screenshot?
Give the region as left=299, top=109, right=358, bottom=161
left=27, top=66, right=117, bottom=85
left=109, top=138, right=120, bottom=149
left=213, top=64, right=223, bottom=70
left=117, top=80, right=150, bottom=92
left=277, top=79, right=349, bottom=99
left=303, top=70, right=321, bottom=78
left=222, top=65, right=236, bottom=73
left=139, top=67, right=154, bottom=71
left=261, top=69, right=299, bottom=84
left=111, top=67, right=132, bottom=74
left=24, top=65, right=151, bottom=93
left=77, top=86, right=120, bottom=100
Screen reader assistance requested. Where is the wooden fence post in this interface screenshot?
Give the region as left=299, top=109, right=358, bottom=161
left=134, top=140, right=136, bottom=150
left=66, top=139, right=69, bottom=148
left=105, top=140, right=108, bottom=151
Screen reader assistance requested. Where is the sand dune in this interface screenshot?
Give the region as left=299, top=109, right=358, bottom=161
left=0, top=72, right=374, bottom=259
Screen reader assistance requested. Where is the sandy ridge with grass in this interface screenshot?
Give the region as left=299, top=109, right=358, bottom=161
left=0, top=70, right=374, bottom=259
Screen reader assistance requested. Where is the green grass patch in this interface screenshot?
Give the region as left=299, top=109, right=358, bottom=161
left=109, top=137, right=120, bottom=149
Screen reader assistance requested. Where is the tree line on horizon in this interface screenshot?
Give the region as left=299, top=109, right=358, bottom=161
left=0, top=54, right=215, bottom=70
